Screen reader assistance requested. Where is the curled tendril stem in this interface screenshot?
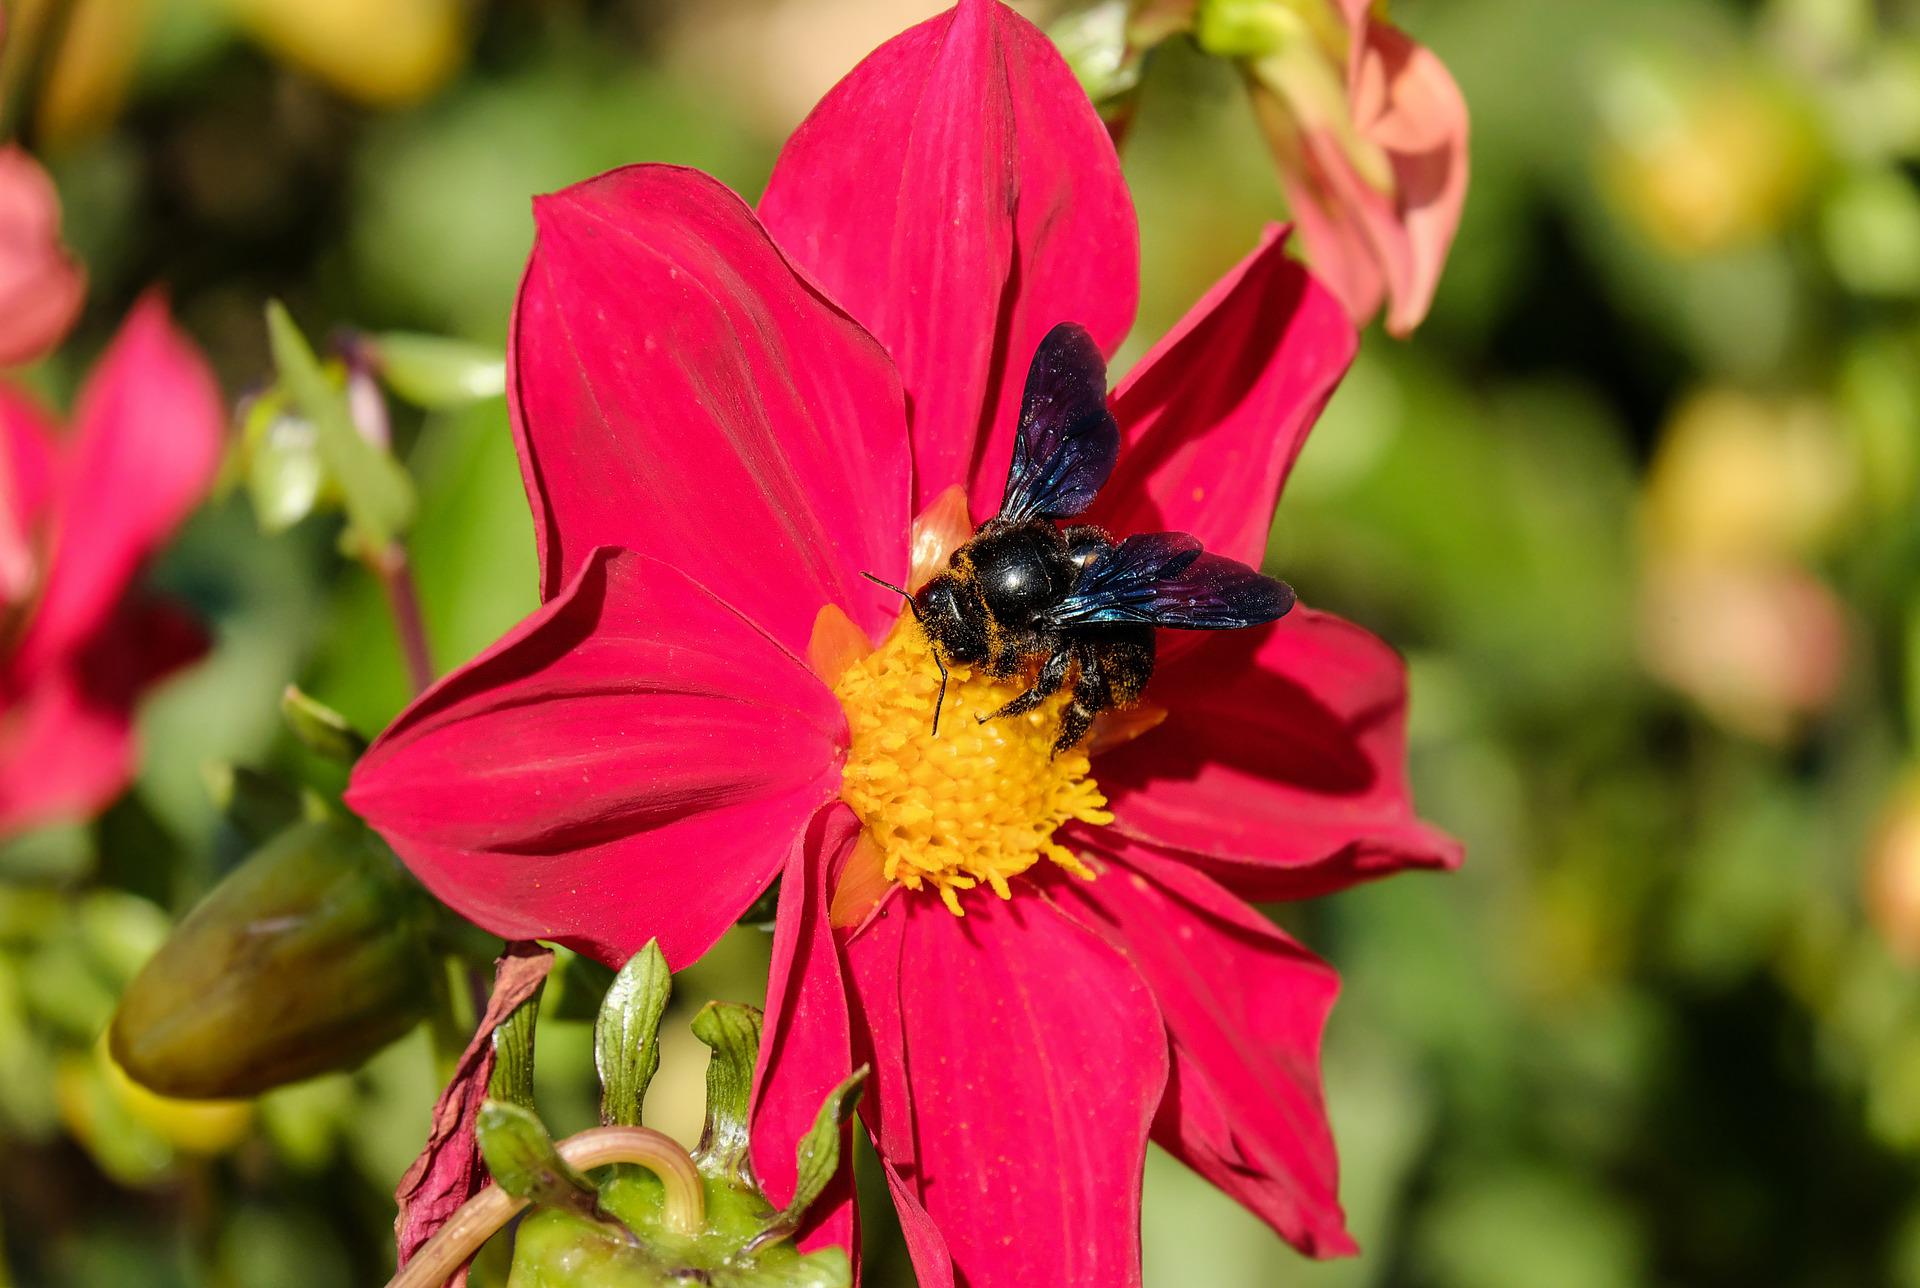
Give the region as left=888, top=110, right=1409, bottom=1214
left=385, top=1125, right=706, bottom=1288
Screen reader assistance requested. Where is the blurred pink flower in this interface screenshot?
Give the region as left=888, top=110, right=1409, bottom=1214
left=0, top=146, right=86, bottom=367
left=1246, top=1, right=1470, bottom=335
left=0, top=297, right=223, bottom=836
left=347, top=2, right=1458, bottom=1281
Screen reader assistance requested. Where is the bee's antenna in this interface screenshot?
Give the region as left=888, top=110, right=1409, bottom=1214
left=861, top=570, right=915, bottom=613
left=862, top=570, right=946, bottom=736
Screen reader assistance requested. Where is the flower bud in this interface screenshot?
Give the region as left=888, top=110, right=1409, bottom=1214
left=109, top=819, right=437, bottom=1098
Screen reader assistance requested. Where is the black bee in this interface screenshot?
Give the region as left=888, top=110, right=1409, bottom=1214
left=867, top=322, right=1296, bottom=754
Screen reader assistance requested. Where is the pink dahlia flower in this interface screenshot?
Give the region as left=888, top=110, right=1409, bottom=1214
left=0, top=296, right=223, bottom=836
left=1241, top=0, right=1470, bottom=337
left=347, top=1, right=1459, bottom=1281
left=0, top=145, right=86, bottom=368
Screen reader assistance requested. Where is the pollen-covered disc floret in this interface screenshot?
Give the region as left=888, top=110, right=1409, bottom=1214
left=833, top=617, right=1111, bottom=914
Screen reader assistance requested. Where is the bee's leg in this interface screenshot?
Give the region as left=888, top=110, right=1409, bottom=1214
left=928, top=646, right=950, bottom=737
left=1100, top=628, right=1156, bottom=707
left=1053, top=642, right=1109, bottom=756
left=980, top=643, right=1073, bottom=723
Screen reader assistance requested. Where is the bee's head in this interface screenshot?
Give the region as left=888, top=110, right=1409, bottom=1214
left=912, top=572, right=988, bottom=663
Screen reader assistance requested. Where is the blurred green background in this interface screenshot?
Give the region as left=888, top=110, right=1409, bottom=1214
left=6, top=0, right=1920, bottom=1283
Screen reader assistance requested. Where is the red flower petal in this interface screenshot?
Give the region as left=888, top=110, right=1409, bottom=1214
left=1093, top=225, right=1355, bottom=569
left=759, top=0, right=1137, bottom=515
left=0, top=595, right=204, bottom=837
left=0, top=146, right=86, bottom=369
left=1049, top=844, right=1357, bottom=1257
left=751, top=803, right=858, bottom=1256
left=880, top=1153, right=956, bottom=1288
left=12, top=295, right=221, bottom=681
left=0, top=384, right=58, bottom=605
left=845, top=890, right=1166, bottom=1288
left=510, top=164, right=910, bottom=655
left=346, top=548, right=846, bottom=968
left=1095, top=608, right=1460, bottom=899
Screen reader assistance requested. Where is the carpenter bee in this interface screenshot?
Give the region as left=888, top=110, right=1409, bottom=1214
left=868, top=321, right=1295, bottom=754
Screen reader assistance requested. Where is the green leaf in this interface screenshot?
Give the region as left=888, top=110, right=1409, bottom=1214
left=265, top=301, right=415, bottom=551
left=370, top=331, right=507, bottom=409
left=280, top=685, right=369, bottom=763
left=1049, top=0, right=1142, bottom=107
left=199, top=763, right=308, bottom=842
left=488, top=974, right=545, bottom=1110
left=783, top=1067, right=867, bottom=1223
left=475, top=1100, right=598, bottom=1219
left=595, top=940, right=671, bottom=1127
left=690, top=1002, right=763, bottom=1184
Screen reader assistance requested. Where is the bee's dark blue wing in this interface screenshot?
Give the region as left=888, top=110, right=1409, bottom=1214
left=1039, top=532, right=1296, bottom=630
left=995, top=323, right=1121, bottom=524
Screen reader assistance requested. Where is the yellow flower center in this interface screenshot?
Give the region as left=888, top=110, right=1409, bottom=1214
left=832, top=616, right=1111, bottom=914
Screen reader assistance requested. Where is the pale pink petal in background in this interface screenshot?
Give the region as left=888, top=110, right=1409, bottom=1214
left=0, top=146, right=85, bottom=368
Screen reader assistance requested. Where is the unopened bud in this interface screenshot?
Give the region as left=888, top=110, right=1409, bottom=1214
left=110, top=819, right=436, bottom=1098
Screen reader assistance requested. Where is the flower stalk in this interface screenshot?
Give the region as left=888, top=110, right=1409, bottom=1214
left=372, top=541, right=436, bottom=696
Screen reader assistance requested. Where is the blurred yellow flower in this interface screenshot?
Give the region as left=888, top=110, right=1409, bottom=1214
left=1597, top=54, right=1818, bottom=257
left=217, top=0, right=465, bottom=109
left=18, top=0, right=464, bottom=147
left=95, top=1033, right=252, bottom=1154
left=1640, top=388, right=1855, bottom=564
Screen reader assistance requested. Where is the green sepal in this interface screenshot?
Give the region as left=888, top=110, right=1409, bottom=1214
left=512, top=1203, right=850, bottom=1288
left=690, top=1002, right=763, bottom=1185
left=280, top=685, right=369, bottom=763
left=488, top=975, right=545, bottom=1110
left=368, top=331, right=507, bottom=409
left=474, top=1100, right=600, bottom=1223
left=1194, top=0, right=1342, bottom=60
left=595, top=940, right=671, bottom=1127
left=782, top=1067, right=867, bottom=1224
left=265, top=301, right=415, bottom=552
